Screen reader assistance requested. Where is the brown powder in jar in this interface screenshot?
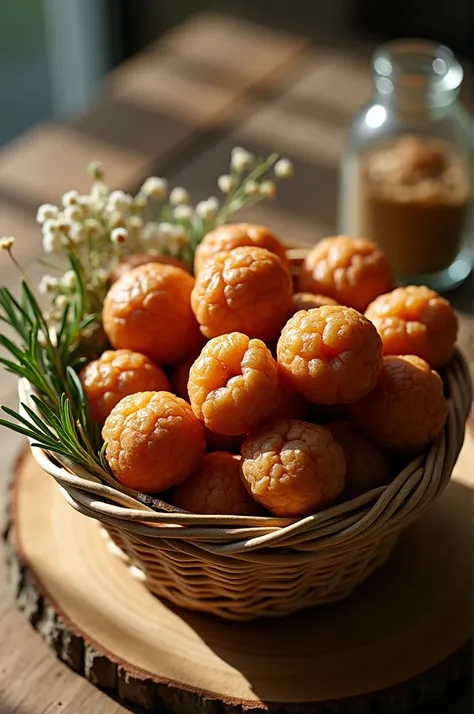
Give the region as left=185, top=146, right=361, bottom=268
left=355, top=135, right=469, bottom=275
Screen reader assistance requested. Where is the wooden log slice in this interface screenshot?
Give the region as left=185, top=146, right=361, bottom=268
left=4, top=434, right=474, bottom=714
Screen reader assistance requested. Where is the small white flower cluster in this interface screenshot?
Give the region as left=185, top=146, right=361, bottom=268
left=39, top=268, right=77, bottom=312
left=29, top=149, right=294, bottom=321
left=216, top=148, right=293, bottom=213
left=230, top=147, right=255, bottom=173
left=196, top=197, right=219, bottom=221
left=141, top=222, right=189, bottom=256
left=140, top=177, right=168, bottom=200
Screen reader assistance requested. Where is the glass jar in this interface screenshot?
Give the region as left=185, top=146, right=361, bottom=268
left=339, top=39, right=473, bottom=291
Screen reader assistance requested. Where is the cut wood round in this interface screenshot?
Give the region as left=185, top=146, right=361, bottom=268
left=4, top=432, right=474, bottom=713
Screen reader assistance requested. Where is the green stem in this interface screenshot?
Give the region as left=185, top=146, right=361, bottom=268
left=216, top=153, right=279, bottom=224
left=8, top=249, right=30, bottom=285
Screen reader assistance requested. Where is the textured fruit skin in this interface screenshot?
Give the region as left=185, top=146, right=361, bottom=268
left=291, top=292, right=338, bottom=314
left=102, top=263, right=202, bottom=364
left=327, top=421, right=390, bottom=499
left=194, top=223, right=289, bottom=274
left=102, top=391, right=205, bottom=492
left=191, top=246, right=293, bottom=342
left=277, top=305, right=383, bottom=405
left=365, top=285, right=458, bottom=368
left=171, top=351, right=246, bottom=450
left=111, top=253, right=189, bottom=282
left=241, top=418, right=345, bottom=517
left=351, top=355, right=448, bottom=451
left=297, top=236, right=394, bottom=312
left=80, top=349, right=171, bottom=424
left=188, top=332, right=280, bottom=435
left=174, top=452, right=260, bottom=515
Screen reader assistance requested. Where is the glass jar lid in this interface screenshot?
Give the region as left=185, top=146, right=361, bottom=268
left=373, top=40, right=463, bottom=107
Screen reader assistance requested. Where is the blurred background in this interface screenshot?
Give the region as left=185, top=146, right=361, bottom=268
left=0, top=0, right=473, bottom=147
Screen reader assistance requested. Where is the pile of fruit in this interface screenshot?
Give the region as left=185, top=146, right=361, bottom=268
left=79, top=226, right=457, bottom=518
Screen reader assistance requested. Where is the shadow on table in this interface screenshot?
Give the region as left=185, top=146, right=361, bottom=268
left=165, top=478, right=473, bottom=713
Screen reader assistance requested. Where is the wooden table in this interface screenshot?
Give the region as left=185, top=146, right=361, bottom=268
left=0, top=12, right=472, bottom=714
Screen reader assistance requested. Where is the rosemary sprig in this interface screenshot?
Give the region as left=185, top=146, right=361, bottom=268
left=0, top=252, right=109, bottom=478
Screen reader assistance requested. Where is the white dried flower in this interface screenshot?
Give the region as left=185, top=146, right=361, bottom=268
left=42, top=231, right=63, bottom=254
left=169, top=187, right=190, bottom=206
left=259, top=180, right=277, bottom=198
left=141, top=222, right=162, bottom=242
left=107, top=190, right=133, bottom=213
left=173, top=205, right=194, bottom=221
left=88, top=160, right=104, bottom=181
left=243, top=180, right=259, bottom=196
left=91, top=181, right=109, bottom=199
left=111, top=227, right=128, bottom=245
left=157, top=222, right=174, bottom=237
left=127, top=215, right=144, bottom=232
left=36, top=204, right=58, bottom=224
left=231, top=147, right=254, bottom=172
left=62, top=270, right=76, bottom=289
left=55, top=294, right=69, bottom=310
left=37, top=330, right=48, bottom=347
left=78, top=194, right=93, bottom=209
left=133, top=194, right=148, bottom=211
left=274, top=158, right=293, bottom=179
left=0, top=236, right=15, bottom=251
left=39, top=275, right=59, bottom=294
left=107, top=211, right=126, bottom=231
left=140, top=177, right=168, bottom=200
left=62, top=190, right=80, bottom=207
left=217, top=174, right=236, bottom=193
left=69, top=224, right=87, bottom=245
left=42, top=219, right=61, bottom=235
left=196, top=197, right=219, bottom=220
left=169, top=224, right=189, bottom=240
left=168, top=228, right=190, bottom=256
left=95, top=268, right=109, bottom=284
left=84, top=219, right=104, bottom=240
left=64, top=204, right=84, bottom=223
left=58, top=221, right=72, bottom=237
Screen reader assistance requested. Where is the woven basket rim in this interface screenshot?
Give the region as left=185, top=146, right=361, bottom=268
left=20, top=349, right=472, bottom=554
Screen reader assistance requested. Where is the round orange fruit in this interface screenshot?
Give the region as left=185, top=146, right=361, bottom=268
left=241, top=418, right=345, bottom=517
left=171, top=351, right=246, bottom=451
left=365, top=285, right=458, bottom=368
left=111, top=253, right=189, bottom=282
left=188, top=332, right=280, bottom=435
left=277, top=305, right=383, bottom=404
left=351, top=355, right=448, bottom=451
left=297, top=236, right=394, bottom=312
left=191, top=246, right=293, bottom=342
left=102, top=262, right=202, bottom=364
left=174, top=452, right=260, bottom=515
left=102, top=391, right=205, bottom=493
left=291, top=292, right=338, bottom=314
left=194, top=223, right=289, bottom=274
left=327, top=421, right=390, bottom=499
left=80, top=349, right=170, bottom=424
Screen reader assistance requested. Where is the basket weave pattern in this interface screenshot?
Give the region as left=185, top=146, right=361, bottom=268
left=24, top=349, right=471, bottom=620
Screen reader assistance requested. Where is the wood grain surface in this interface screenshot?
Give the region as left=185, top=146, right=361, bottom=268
left=0, top=11, right=472, bottom=714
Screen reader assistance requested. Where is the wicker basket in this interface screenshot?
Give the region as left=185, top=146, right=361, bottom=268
left=21, top=346, right=471, bottom=621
